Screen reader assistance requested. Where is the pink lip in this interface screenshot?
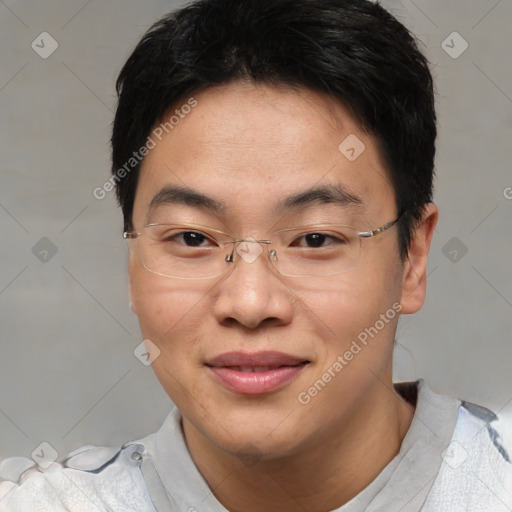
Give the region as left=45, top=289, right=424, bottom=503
left=205, top=351, right=310, bottom=395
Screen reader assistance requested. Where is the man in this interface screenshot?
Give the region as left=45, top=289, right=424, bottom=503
left=1, top=0, right=510, bottom=510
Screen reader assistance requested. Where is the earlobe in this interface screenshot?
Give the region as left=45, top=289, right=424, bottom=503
left=400, top=203, right=438, bottom=314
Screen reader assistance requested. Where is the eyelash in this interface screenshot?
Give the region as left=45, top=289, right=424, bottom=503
left=164, top=230, right=344, bottom=248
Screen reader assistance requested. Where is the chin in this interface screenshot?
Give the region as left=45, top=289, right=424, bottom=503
left=198, top=407, right=313, bottom=459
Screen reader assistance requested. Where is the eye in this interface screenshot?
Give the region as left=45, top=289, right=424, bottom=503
left=292, top=232, right=346, bottom=248
left=164, top=230, right=217, bottom=247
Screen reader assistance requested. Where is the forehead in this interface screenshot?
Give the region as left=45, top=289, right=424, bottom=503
left=133, top=82, right=395, bottom=226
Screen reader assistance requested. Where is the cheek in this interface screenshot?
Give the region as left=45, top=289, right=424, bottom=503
left=130, top=265, right=209, bottom=346
left=294, top=273, right=397, bottom=335
left=292, top=251, right=403, bottom=368
left=130, top=268, right=212, bottom=403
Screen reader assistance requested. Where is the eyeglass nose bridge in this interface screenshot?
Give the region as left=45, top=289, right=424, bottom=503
left=224, top=237, right=276, bottom=264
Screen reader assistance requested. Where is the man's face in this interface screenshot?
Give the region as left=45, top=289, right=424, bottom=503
left=129, top=82, right=408, bottom=458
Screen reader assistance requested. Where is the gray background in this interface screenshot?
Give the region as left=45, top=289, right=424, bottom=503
left=0, top=0, right=511, bottom=462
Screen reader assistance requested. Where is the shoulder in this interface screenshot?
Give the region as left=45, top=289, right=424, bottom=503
left=459, top=400, right=512, bottom=463
left=423, top=400, right=512, bottom=511
left=0, top=443, right=155, bottom=512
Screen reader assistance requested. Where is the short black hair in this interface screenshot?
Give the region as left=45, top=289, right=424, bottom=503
left=111, top=0, right=436, bottom=260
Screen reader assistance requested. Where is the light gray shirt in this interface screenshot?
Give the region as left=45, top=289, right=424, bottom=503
left=136, top=378, right=461, bottom=511
left=1, top=378, right=511, bottom=511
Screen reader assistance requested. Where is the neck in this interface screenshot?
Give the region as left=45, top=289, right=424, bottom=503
left=182, top=376, right=415, bottom=512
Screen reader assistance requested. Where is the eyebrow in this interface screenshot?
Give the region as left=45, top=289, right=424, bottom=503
left=148, top=185, right=225, bottom=215
left=273, top=183, right=363, bottom=213
left=147, top=183, right=363, bottom=216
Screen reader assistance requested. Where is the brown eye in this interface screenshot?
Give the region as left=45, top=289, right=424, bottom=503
left=292, top=232, right=345, bottom=248
left=180, top=231, right=209, bottom=246
left=303, top=233, right=328, bottom=247
left=163, top=231, right=214, bottom=247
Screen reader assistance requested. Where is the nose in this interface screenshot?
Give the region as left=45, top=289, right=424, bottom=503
left=224, top=237, right=271, bottom=265
left=212, top=238, right=294, bottom=330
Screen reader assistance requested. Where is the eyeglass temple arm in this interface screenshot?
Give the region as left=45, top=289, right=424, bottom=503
left=358, top=214, right=402, bottom=239
left=123, top=232, right=139, bottom=239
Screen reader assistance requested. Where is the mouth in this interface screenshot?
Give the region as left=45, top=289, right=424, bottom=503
left=218, top=364, right=304, bottom=372
left=205, top=351, right=311, bottom=395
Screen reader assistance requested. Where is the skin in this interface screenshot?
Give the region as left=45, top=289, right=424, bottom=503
left=128, top=81, right=438, bottom=512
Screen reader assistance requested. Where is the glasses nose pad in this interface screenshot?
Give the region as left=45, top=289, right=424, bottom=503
left=225, top=240, right=273, bottom=266
left=269, top=249, right=278, bottom=263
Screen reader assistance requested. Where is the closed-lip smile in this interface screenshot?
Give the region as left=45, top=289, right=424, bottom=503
left=205, top=351, right=310, bottom=395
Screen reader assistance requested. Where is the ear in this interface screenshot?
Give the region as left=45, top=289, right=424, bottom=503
left=400, top=203, right=438, bottom=314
